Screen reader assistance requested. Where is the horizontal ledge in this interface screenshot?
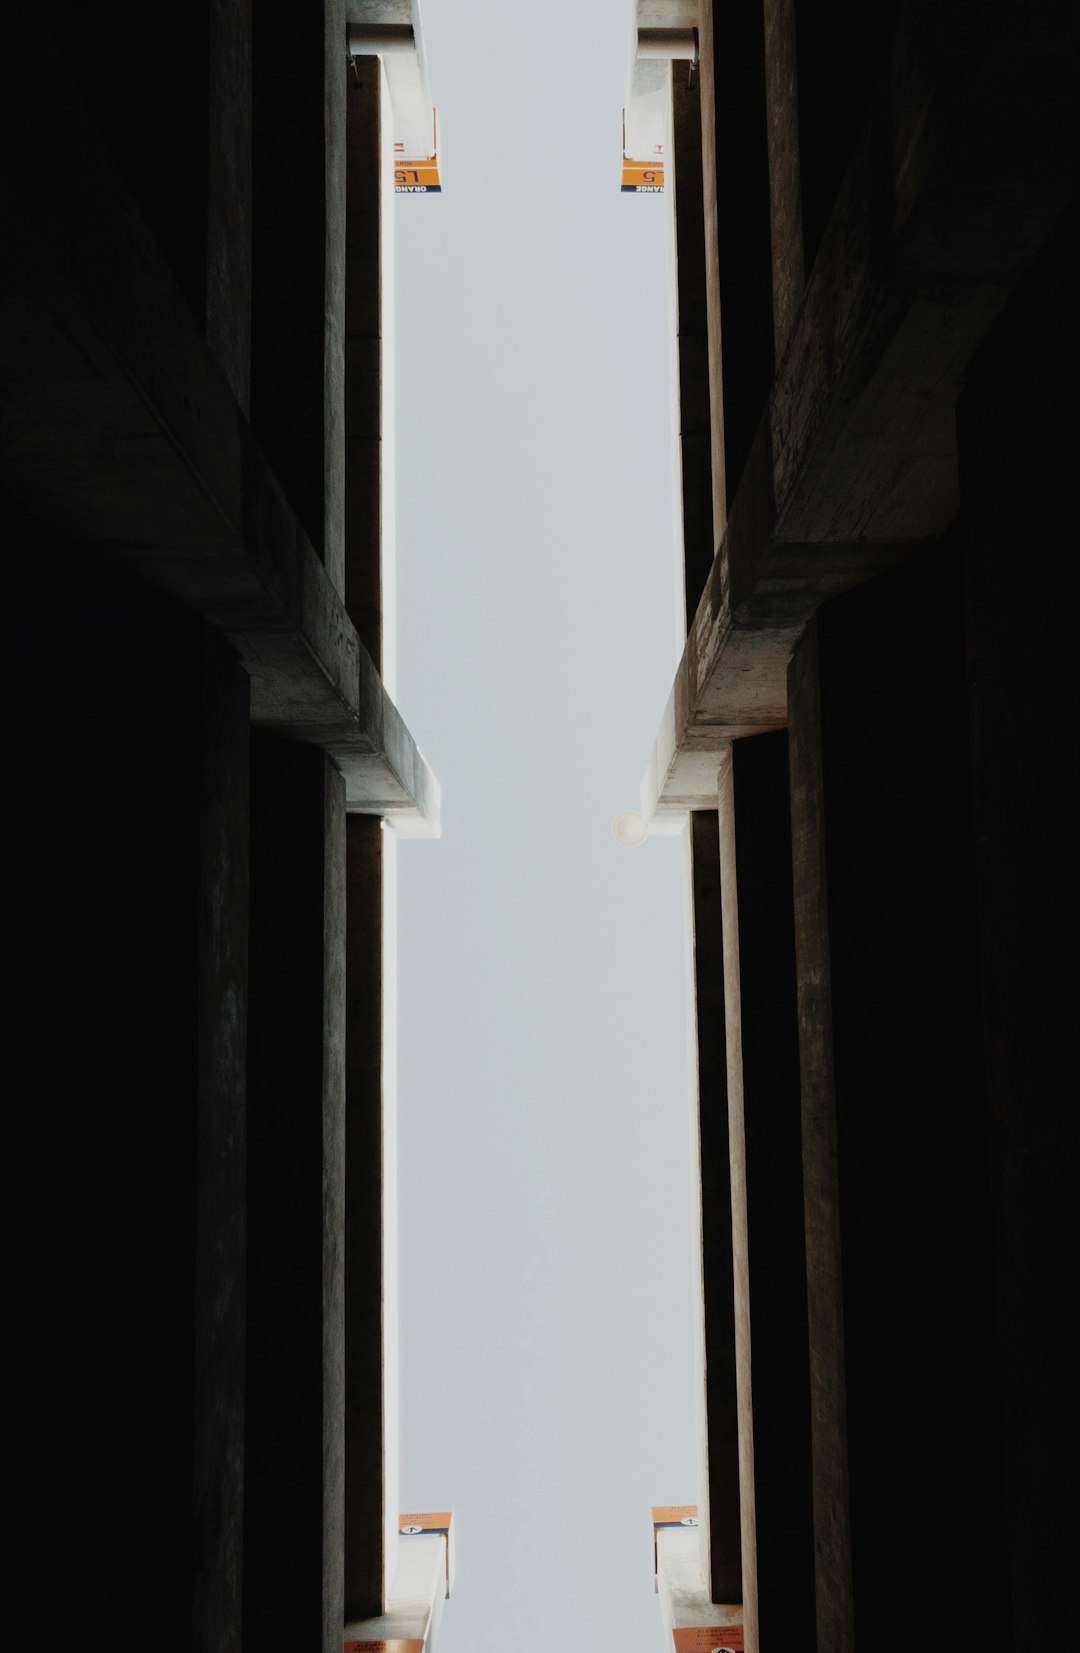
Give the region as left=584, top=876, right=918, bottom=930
left=640, top=2, right=1079, bottom=824
left=0, top=20, right=440, bottom=838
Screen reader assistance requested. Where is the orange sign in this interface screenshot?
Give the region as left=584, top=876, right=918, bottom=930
left=395, top=159, right=441, bottom=193
left=652, top=1505, right=698, bottom=1525
left=672, top=1628, right=744, bottom=1652
left=343, top=1643, right=423, bottom=1652
left=622, top=158, right=664, bottom=192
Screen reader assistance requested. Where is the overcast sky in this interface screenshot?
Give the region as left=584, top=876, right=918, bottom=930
left=391, top=6, right=698, bottom=1649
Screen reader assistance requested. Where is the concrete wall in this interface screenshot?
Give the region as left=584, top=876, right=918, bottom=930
left=659, top=6, right=1079, bottom=1650
left=1, top=4, right=419, bottom=1642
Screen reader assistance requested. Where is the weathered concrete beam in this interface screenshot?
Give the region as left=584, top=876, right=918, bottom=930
left=244, top=742, right=349, bottom=1653
left=786, top=619, right=854, bottom=1653
left=686, top=810, right=744, bottom=1605
left=670, top=66, right=714, bottom=629
left=344, top=1530, right=449, bottom=1651
left=643, top=0, right=1080, bottom=820
left=0, top=18, right=438, bottom=834
left=656, top=1524, right=743, bottom=1652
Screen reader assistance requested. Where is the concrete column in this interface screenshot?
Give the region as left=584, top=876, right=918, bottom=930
left=789, top=0, right=904, bottom=275
left=789, top=554, right=1008, bottom=1650
left=715, top=755, right=757, bottom=1653
left=786, top=618, right=854, bottom=1653
left=244, top=739, right=346, bottom=1653
left=345, top=54, right=390, bottom=672
left=761, top=0, right=803, bottom=359
left=344, top=814, right=389, bottom=1616
left=52, top=3, right=210, bottom=327
left=688, top=811, right=742, bottom=1603
left=958, top=213, right=1078, bottom=1646
left=695, top=0, right=726, bottom=535
left=7, top=579, right=205, bottom=1629
left=342, top=53, right=399, bottom=1612
left=670, top=64, right=715, bottom=626
left=699, top=0, right=775, bottom=527
left=721, top=732, right=814, bottom=1653
left=207, top=0, right=253, bottom=412
left=194, top=631, right=251, bottom=1653
left=252, top=0, right=347, bottom=589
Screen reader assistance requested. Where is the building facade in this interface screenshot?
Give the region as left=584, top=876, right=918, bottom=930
left=627, top=3, right=1079, bottom=1651
left=3, top=6, right=447, bottom=1651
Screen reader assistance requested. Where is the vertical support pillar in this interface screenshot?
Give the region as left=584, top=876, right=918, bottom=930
left=52, top=3, right=210, bottom=327
left=786, top=619, right=855, bottom=1653
left=688, top=810, right=743, bottom=1603
left=252, top=0, right=347, bottom=590
left=324, top=0, right=348, bottom=598
left=342, top=49, right=397, bottom=1612
left=671, top=62, right=715, bottom=626
left=244, top=740, right=347, bottom=1653
left=344, top=814, right=388, bottom=1617
left=715, top=753, right=757, bottom=1653
left=345, top=54, right=388, bottom=670
left=958, top=214, right=1078, bottom=1647
left=762, top=0, right=804, bottom=360
left=789, top=556, right=1007, bottom=1648
left=790, top=0, right=903, bottom=276
left=696, top=0, right=726, bottom=535
left=207, top=0, right=253, bottom=412
left=9, top=583, right=204, bottom=1632
left=720, top=731, right=815, bottom=1653
left=194, top=631, right=251, bottom=1653
left=699, top=0, right=775, bottom=527
left=323, top=761, right=348, bottom=1653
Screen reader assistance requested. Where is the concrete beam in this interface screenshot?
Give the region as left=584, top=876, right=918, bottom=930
left=250, top=0, right=347, bottom=594
left=0, top=19, right=438, bottom=834
left=715, top=754, right=758, bottom=1653
left=207, top=0, right=253, bottom=413
left=244, top=743, right=348, bottom=1653
left=670, top=65, right=714, bottom=630
left=656, top=1525, right=743, bottom=1652
left=344, top=1531, right=448, bottom=1652
left=958, top=250, right=1077, bottom=1643
left=344, top=816, right=397, bottom=1617
left=347, top=1, right=438, bottom=161
left=346, top=57, right=392, bottom=679
left=642, top=0, right=1080, bottom=820
left=786, top=621, right=854, bottom=1653
left=194, top=632, right=252, bottom=1653
left=686, top=812, right=743, bottom=1605
left=723, top=732, right=814, bottom=1653
left=761, top=0, right=802, bottom=360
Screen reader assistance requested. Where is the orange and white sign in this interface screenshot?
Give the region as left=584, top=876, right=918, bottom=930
left=672, top=1629, right=744, bottom=1652
left=652, top=1505, right=699, bottom=1525
left=395, top=157, right=441, bottom=192
left=343, top=1642, right=423, bottom=1652
left=621, top=157, right=664, bottom=192
left=399, top=1511, right=455, bottom=1595
left=651, top=1504, right=699, bottom=1581
left=399, top=1511, right=452, bottom=1530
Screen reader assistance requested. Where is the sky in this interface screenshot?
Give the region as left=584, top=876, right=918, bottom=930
left=390, top=5, right=699, bottom=1649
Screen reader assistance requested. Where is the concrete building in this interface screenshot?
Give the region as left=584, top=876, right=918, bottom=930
left=625, top=4, right=1079, bottom=1652
left=3, top=6, right=449, bottom=1651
